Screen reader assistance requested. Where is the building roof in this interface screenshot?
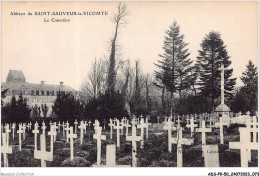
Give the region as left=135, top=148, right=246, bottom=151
left=2, top=82, right=76, bottom=93
left=3, top=70, right=76, bottom=93
left=6, top=70, right=26, bottom=83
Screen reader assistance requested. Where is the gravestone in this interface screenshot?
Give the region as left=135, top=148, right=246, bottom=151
left=61, top=122, right=65, bottom=137
left=84, top=121, right=88, bottom=134
left=4, top=124, right=11, bottom=145
left=93, top=121, right=106, bottom=166
left=74, top=119, right=78, bottom=133
left=48, top=125, right=57, bottom=152
left=172, top=127, right=193, bottom=167
left=49, top=121, right=52, bottom=128
left=78, top=121, right=85, bottom=144
left=125, top=120, right=131, bottom=136
left=229, top=127, right=258, bottom=167
left=103, top=119, right=107, bottom=130
left=94, top=144, right=130, bottom=167
left=32, top=122, right=39, bottom=150
left=22, top=123, right=26, bottom=140
left=88, top=120, right=92, bottom=129
left=1, top=133, right=12, bottom=167
left=65, top=122, right=70, bottom=142
left=137, top=118, right=145, bottom=148
left=12, top=123, right=15, bottom=140
left=58, top=121, right=61, bottom=133
left=215, top=117, right=229, bottom=144
left=144, top=117, right=151, bottom=139
left=108, top=118, right=114, bottom=139
left=68, top=126, right=77, bottom=160
left=126, top=120, right=142, bottom=167
left=163, top=119, right=175, bottom=152
left=28, top=122, right=32, bottom=130
left=114, top=120, right=123, bottom=148
left=17, top=124, right=23, bottom=151
left=245, top=117, right=258, bottom=162
left=202, top=145, right=220, bottom=167
left=196, top=121, right=212, bottom=145
left=42, top=121, right=47, bottom=135
left=186, top=117, right=198, bottom=137
left=26, top=123, right=30, bottom=131
left=34, top=134, right=53, bottom=167
left=157, top=116, right=160, bottom=123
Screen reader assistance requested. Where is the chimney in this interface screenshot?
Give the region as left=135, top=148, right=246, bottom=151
left=60, top=82, right=63, bottom=87
left=41, top=81, right=45, bottom=86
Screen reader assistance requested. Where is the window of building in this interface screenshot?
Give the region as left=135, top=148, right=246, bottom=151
left=41, top=90, right=44, bottom=95
left=47, top=91, right=50, bottom=96
left=36, top=90, right=39, bottom=95
left=52, top=91, right=55, bottom=96
left=31, top=90, right=34, bottom=95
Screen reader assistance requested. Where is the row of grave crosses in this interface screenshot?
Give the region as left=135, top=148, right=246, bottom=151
left=1, top=115, right=151, bottom=167
left=162, top=114, right=258, bottom=167
left=1, top=113, right=258, bottom=168
left=157, top=111, right=257, bottom=126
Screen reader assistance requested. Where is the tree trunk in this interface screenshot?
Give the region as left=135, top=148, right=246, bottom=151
left=170, top=91, right=174, bottom=116
left=161, top=87, right=165, bottom=115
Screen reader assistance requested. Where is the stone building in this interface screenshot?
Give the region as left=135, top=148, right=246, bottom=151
left=2, top=70, right=78, bottom=118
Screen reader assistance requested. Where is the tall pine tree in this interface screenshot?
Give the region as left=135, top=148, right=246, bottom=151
left=154, top=21, right=192, bottom=115
left=196, top=31, right=236, bottom=111
left=231, top=60, right=258, bottom=113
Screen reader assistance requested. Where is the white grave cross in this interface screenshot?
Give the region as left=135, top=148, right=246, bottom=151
left=17, top=124, right=23, bottom=151
left=12, top=123, right=15, bottom=140
left=137, top=118, right=146, bottom=148
left=32, top=122, right=39, bottom=150
left=196, top=121, right=212, bottom=145
left=78, top=121, right=85, bottom=144
left=171, top=127, right=193, bottom=167
left=186, top=117, right=198, bottom=137
left=58, top=121, right=61, bottom=133
left=126, top=123, right=142, bottom=167
left=215, top=117, right=229, bottom=144
left=93, top=121, right=106, bottom=166
left=34, top=134, right=53, bottom=167
left=22, top=123, right=26, bottom=140
left=74, top=119, right=78, bottom=133
left=114, top=120, right=123, bottom=148
left=108, top=118, right=114, bottom=139
left=48, top=125, right=57, bottom=152
left=67, top=126, right=77, bottom=160
left=229, top=127, right=258, bottom=167
left=4, top=124, right=11, bottom=144
left=163, top=119, right=174, bottom=152
left=41, top=121, right=47, bottom=135
left=1, top=133, right=12, bottom=167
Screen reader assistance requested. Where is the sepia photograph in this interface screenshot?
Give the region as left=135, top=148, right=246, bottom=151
left=0, top=1, right=259, bottom=176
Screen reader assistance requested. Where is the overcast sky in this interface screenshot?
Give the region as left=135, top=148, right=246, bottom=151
left=2, top=1, right=258, bottom=90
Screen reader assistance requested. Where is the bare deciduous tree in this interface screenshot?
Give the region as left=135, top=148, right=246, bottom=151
left=80, top=58, right=107, bottom=101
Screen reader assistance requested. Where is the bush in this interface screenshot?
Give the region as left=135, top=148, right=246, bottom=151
left=85, top=92, right=128, bottom=122
left=175, top=95, right=212, bottom=115
left=61, top=157, right=90, bottom=167
left=117, top=155, right=132, bottom=166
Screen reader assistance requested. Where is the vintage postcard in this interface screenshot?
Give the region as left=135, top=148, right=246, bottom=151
left=0, top=1, right=258, bottom=176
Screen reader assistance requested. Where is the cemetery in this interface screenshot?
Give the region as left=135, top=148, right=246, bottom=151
left=1, top=2, right=258, bottom=170
left=1, top=53, right=258, bottom=168
left=1, top=111, right=258, bottom=167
